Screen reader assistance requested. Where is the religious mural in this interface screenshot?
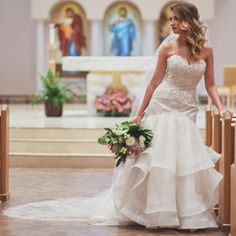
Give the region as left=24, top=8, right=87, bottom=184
left=56, top=7, right=86, bottom=56
left=104, top=2, right=142, bottom=56
left=50, top=2, right=88, bottom=60
left=49, top=1, right=89, bottom=77
left=157, top=1, right=177, bottom=45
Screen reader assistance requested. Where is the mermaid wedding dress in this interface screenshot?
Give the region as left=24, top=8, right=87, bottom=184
left=3, top=54, right=223, bottom=229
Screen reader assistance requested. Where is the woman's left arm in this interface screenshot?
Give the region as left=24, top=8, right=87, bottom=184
left=204, top=46, right=223, bottom=115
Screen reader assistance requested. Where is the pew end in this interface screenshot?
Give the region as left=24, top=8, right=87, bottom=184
left=0, top=105, right=10, bottom=202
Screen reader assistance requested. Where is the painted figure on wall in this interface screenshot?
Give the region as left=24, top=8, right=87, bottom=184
left=56, top=7, right=86, bottom=56
left=158, top=1, right=177, bottom=44
left=109, top=7, right=136, bottom=56
left=158, top=13, right=171, bottom=43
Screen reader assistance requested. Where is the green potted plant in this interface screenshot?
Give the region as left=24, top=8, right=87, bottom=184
left=35, top=69, right=70, bottom=117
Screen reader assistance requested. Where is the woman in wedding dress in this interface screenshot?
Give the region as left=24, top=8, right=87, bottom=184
left=3, top=1, right=223, bottom=230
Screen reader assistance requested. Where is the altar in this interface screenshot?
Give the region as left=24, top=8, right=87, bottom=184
left=63, top=56, right=156, bottom=114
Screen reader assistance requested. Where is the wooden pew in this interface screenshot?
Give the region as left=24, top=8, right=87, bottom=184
left=205, top=106, right=213, bottom=147
left=212, top=110, right=222, bottom=153
left=219, top=111, right=234, bottom=229
left=0, top=105, right=10, bottom=202
left=231, top=121, right=236, bottom=236
left=210, top=109, right=222, bottom=216
left=205, top=108, right=236, bottom=232
left=212, top=110, right=222, bottom=171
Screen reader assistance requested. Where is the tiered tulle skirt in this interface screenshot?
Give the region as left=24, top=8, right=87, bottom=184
left=3, top=112, right=222, bottom=229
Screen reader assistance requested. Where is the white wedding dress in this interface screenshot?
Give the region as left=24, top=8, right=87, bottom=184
left=3, top=54, right=223, bottom=229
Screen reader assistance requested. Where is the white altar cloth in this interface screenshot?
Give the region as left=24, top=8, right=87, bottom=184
left=62, top=56, right=156, bottom=72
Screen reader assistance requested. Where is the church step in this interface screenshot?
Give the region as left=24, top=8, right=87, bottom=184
left=9, top=126, right=206, bottom=169
left=10, top=152, right=115, bottom=168
left=10, top=139, right=109, bottom=154
left=10, top=128, right=206, bottom=140
left=10, top=128, right=106, bottom=140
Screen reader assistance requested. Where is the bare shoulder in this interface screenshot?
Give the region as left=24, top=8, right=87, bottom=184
left=158, top=41, right=174, bottom=58
left=202, top=43, right=214, bottom=58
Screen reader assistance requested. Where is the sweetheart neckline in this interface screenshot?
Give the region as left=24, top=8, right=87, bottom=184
left=167, top=54, right=206, bottom=66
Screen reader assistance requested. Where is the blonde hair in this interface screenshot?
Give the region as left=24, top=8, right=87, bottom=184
left=170, top=1, right=207, bottom=59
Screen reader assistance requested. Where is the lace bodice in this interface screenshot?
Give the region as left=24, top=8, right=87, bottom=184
left=146, top=54, right=206, bottom=121
left=165, top=54, right=206, bottom=89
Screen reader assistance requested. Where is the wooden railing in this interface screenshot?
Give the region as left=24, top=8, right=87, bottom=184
left=0, top=105, right=10, bottom=202
left=205, top=107, right=236, bottom=235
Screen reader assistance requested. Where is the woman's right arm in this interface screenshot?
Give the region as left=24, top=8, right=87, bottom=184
left=204, top=45, right=223, bottom=116
left=130, top=45, right=169, bottom=124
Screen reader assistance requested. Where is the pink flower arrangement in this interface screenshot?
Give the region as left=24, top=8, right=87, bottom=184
left=95, top=89, right=134, bottom=116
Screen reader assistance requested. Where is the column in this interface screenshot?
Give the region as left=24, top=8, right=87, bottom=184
left=48, top=23, right=57, bottom=75
left=36, top=20, right=46, bottom=90
left=142, top=20, right=158, bottom=56
left=89, top=20, right=104, bottom=56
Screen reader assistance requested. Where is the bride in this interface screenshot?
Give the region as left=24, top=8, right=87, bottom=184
left=3, top=1, right=223, bottom=230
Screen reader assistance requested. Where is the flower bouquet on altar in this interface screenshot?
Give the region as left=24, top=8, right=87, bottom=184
left=95, top=89, right=133, bottom=117
left=98, top=121, right=153, bottom=167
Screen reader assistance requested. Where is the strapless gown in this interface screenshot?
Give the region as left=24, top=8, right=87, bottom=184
left=3, top=55, right=223, bottom=229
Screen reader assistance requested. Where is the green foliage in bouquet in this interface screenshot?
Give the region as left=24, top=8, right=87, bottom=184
left=34, top=70, right=70, bottom=108
left=98, top=121, right=153, bottom=167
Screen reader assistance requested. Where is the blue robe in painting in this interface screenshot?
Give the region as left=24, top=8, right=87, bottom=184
left=110, top=17, right=136, bottom=56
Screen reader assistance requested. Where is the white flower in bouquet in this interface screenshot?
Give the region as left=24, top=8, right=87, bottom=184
left=139, top=135, right=146, bottom=142
left=118, top=136, right=124, bottom=143
left=125, top=136, right=136, bottom=146
left=120, top=147, right=127, bottom=154
left=114, top=130, right=126, bottom=136
left=139, top=141, right=145, bottom=149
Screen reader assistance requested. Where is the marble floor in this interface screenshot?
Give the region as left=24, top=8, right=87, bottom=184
left=8, top=104, right=206, bottom=129
left=0, top=168, right=226, bottom=236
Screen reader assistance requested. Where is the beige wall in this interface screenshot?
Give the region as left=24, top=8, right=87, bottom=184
left=208, top=0, right=236, bottom=85
left=0, top=0, right=36, bottom=95
left=31, top=0, right=215, bottom=20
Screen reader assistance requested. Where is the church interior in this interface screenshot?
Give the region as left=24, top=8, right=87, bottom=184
left=0, top=0, right=236, bottom=235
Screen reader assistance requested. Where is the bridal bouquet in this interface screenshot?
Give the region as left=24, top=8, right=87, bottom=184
left=98, top=121, right=153, bottom=167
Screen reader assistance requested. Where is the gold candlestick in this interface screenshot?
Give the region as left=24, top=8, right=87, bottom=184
left=48, top=43, right=57, bottom=75
left=107, top=72, right=128, bottom=93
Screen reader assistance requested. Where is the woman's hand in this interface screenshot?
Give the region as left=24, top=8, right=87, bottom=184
left=219, top=109, right=224, bottom=118
left=219, top=108, right=233, bottom=118
left=130, top=115, right=142, bottom=124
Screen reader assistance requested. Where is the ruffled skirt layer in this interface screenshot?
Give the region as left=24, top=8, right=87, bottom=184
left=3, top=112, right=222, bottom=229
